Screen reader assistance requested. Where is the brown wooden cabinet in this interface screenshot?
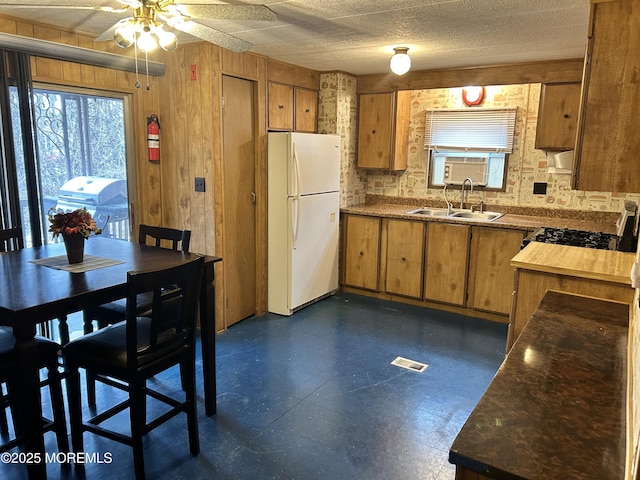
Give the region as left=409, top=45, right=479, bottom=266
left=268, top=82, right=318, bottom=132
left=357, top=91, right=410, bottom=170
left=424, top=223, right=470, bottom=306
left=574, top=0, right=640, bottom=192
left=294, top=87, right=318, bottom=133
left=343, top=215, right=381, bottom=291
left=534, top=82, right=581, bottom=151
left=381, top=219, right=425, bottom=298
left=467, top=227, right=526, bottom=316
left=268, top=82, right=294, bottom=131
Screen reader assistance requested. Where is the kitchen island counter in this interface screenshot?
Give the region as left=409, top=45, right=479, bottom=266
left=508, top=242, right=635, bottom=348
left=449, top=290, right=628, bottom=480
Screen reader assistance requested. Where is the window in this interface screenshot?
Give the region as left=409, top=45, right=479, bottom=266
left=10, top=85, right=132, bottom=245
left=425, top=107, right=517, bottom=190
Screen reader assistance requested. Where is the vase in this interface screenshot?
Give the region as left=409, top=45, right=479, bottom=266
left=63, top=234, right=85, bottom=264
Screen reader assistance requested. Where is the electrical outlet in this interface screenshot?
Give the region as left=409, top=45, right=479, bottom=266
left=533, top=182, right=547, bottom=195
left=195, top=177, right=205, bottom=192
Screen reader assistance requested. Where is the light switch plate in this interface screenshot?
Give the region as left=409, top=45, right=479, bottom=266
left=195, top=177, right=205, bottom=192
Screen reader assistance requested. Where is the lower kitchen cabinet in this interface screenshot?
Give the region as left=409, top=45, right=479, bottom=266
left=424, top=223, right=470, bottom=306
left=343, top=215, right=381, bottom=291
left=382, top=218, right=425, bottom=298
left=467, top=227, right=526, bottom=315
left=340, top=213, right=526, bottom=321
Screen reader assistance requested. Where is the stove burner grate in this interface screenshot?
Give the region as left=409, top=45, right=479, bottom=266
left=521, top=227, right=618, bottom=250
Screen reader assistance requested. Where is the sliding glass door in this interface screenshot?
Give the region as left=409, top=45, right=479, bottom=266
left=9, top=85, right=132, bottom=246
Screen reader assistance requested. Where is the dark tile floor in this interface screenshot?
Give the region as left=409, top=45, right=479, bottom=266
left=1, top=292, right=508, bottom=480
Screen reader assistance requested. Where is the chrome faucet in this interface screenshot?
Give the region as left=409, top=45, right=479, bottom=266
left=460, top=178, right=473, bottom=209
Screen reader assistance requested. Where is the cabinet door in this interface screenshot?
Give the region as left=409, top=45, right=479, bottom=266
left=268, top=82, right=294, bottom=131
left=424, top=223, right=470, bottom=306
left=357, top=92, right=394, bottom=169
left=535, top=82, right=581, bottom=151
left=383, top=219, right=425, bottom=298
left=343, top=215, right=380, bottom=291
left=294, top=87, right=318, bottom=133
left=468, top=227, right=525, bottom=315
left=356, top=91, right=410, bottom=171
left=574, top=0, right=640, bottom=192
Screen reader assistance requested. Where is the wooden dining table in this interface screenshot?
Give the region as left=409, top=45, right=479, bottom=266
left=0, top=236, right=221, bottom=479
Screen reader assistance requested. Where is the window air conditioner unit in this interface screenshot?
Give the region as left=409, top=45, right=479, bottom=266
left=443, top=157, right=488, bottom=186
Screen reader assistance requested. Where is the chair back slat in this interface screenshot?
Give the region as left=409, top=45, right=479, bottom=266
left=138, top=224, right=191, bottom=253
left=125, top=256, right=204, bottom=368
left=0, top=227, right=24, bottom=253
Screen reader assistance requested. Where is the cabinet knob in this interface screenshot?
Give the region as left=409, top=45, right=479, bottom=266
left=401, top=256, right=406, bottom=262
left=305, top=109, right=310, bottom=113
left=371, top=130, right=376, bottom=134
left=278, top=104, right=284, bottom=109
left=359, top=251, right=364, bottom=256
left=563, top=114, right=570, bottom=118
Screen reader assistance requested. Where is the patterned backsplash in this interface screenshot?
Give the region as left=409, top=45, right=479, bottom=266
left=319, top=73, right=640, bottom=213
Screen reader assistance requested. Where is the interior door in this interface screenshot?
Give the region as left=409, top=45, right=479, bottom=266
left=222, top=76, right=256, bottom=326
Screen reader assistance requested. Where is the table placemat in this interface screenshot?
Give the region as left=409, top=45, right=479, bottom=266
left=29, top=255, right=125, bottom=273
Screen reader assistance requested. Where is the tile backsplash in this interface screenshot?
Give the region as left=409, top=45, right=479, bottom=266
left=321, top=78, right=640, bottom=212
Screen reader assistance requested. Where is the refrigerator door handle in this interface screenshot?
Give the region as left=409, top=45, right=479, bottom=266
left=291, top=197, right=300, bottom=250
left=291, top=142, right=301, bottom=249
left=292, top=141, right=301, bottom=198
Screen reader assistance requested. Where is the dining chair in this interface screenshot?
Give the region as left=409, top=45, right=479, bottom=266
left=82, top=224, right=191, bottom=406
left=0, top=227, right=70, bottom=344
left=84, top=224, right=192, bottom=329
left=0, top=226, right=24, bottom=252
left=0, top=326, right=68, bottom=455
left=63, top=256, right=204, bottom=480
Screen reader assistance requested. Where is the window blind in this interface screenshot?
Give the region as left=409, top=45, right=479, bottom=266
left=424, top=107, right=517, bottom=153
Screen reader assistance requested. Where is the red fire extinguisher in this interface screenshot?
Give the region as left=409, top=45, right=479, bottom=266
left=147, top=114, right=160, bottom=163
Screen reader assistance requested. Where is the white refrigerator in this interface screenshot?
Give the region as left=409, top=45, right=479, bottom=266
left=267, top=132, right=341, bottom=316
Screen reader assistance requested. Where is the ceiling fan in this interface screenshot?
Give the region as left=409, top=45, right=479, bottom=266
left=0, top=0, right=277, bottom=52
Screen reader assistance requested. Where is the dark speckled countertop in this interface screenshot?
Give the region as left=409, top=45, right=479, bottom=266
left=449, top=291, right=628, bottom=480
left=341, top=196, right=621, bottom=235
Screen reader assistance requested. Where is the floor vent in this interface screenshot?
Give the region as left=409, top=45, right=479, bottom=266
left=391, top=356, right=428, bottom=373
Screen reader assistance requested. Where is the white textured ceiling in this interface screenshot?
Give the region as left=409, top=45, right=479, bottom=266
left=0, top=0, right=591, bottom=75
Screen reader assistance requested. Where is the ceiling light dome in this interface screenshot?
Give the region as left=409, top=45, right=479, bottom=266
left=390, top=47, right=411, bottom=75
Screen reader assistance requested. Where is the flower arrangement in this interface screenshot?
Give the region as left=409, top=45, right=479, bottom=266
left=47, top=207, right=103, bottom=239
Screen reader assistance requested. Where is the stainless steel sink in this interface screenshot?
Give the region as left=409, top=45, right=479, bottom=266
left=405, top=208, right=451, bottom=216
left=449, top=211, right=503, bottom=221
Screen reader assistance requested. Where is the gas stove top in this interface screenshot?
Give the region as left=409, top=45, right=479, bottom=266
left=521, top=227, right=619, bottom=250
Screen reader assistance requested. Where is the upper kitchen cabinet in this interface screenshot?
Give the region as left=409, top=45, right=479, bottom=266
left=267, top=60, right=320, bottom=133
left=535, top=82, right=581, bottom=151
left=294, top=87, right=318, bottom=133
left=268, top=82, right=294, bottom=131
left=357, top=90, right=411, bottom=170
left=574, top=0, right=640, bottom=192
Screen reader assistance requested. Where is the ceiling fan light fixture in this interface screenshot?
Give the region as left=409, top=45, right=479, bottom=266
left=136, top=30, right=157, bottom=52
left=390, top=47, right=411, bottom=75
left=155, top=26, right=178, bottom=51
left=113, top=26, right=135, bottom=49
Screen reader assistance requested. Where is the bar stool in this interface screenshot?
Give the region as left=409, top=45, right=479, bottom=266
left=64, top=257, right=204, bottom=479
left=0, top=327, right=68, bottom=454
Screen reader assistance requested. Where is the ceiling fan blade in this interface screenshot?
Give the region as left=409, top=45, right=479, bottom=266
left=171, top=20, right=252, bottom=52
left=172, top=4, right=277, bottom=22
